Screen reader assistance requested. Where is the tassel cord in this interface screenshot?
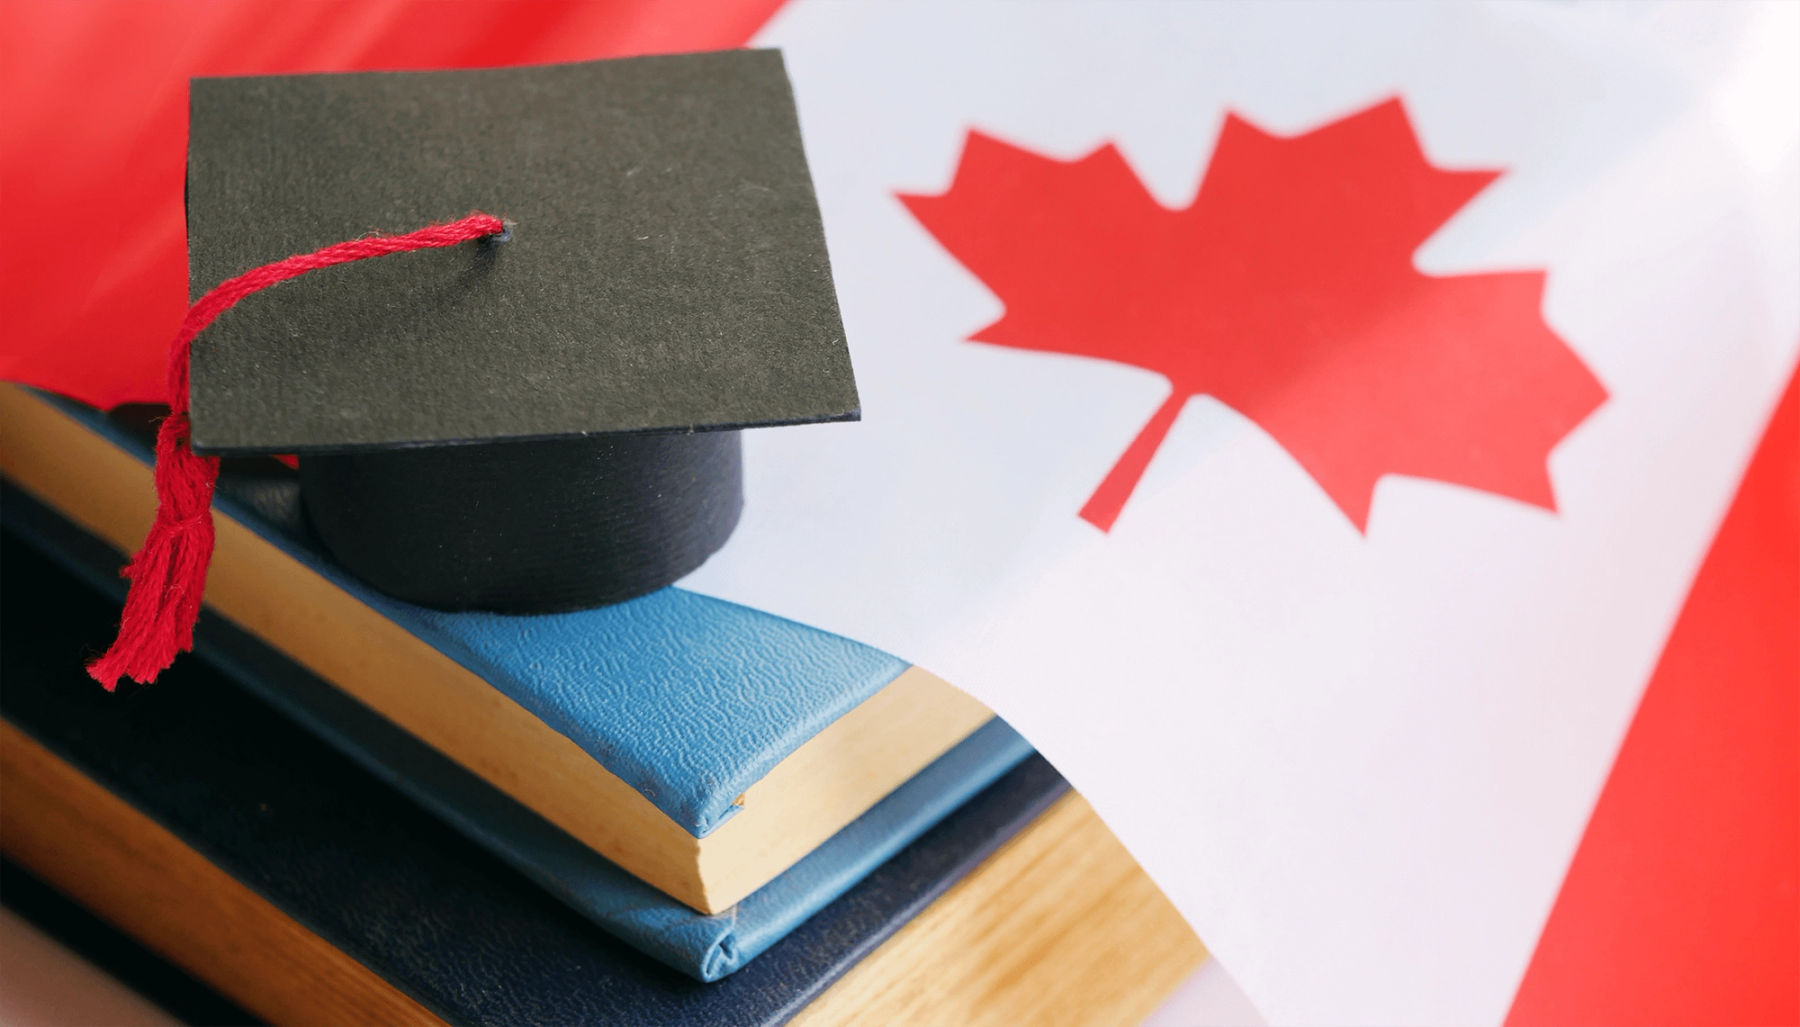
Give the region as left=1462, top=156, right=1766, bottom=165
left=88, top=212, right=508, bottom=690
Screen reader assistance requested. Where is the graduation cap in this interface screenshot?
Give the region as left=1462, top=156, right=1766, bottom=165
left=90, top=51, right=857, bottom=687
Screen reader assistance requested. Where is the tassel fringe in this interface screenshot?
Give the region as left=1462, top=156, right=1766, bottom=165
left=87, top=212, right=506, bottom=689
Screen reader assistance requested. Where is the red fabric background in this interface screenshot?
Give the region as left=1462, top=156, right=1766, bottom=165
left=1510, top=367, right=1800, bottom=1025
left=0, top=0, right=785, bottom=410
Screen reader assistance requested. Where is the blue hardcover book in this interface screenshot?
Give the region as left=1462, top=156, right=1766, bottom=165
left=0, top=385, right=1023, bottom=980
left=0, top=527, right=1072, bottom=1025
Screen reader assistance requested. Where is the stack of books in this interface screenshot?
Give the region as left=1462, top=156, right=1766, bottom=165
left=0, top=381, right=1205, bottom=1025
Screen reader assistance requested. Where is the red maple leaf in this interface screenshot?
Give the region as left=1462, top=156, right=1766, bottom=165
left=899, top=98, right=1606, bottom=531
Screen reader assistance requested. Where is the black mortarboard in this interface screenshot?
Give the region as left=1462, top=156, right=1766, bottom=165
left=182, top=51, right=857, bottom=612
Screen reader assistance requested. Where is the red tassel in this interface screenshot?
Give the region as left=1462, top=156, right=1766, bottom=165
left=89, top=212, right=507, bottom=690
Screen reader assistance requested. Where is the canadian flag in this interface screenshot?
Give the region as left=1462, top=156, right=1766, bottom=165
left=703, top=4, right=1800, bottom=1023
left=3, top=3, right=1794, bottom=1024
